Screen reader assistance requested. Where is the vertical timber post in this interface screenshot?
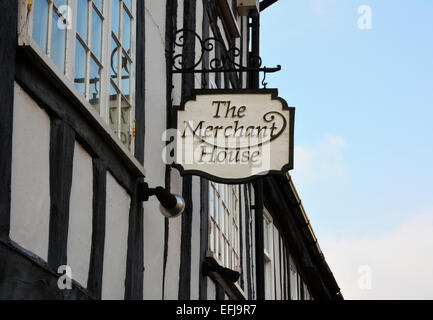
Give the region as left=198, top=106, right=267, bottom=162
left=250, top=10, right=265, bottom=300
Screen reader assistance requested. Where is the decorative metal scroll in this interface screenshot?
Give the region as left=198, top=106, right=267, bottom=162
left=168, top=29, right=281, bottom=87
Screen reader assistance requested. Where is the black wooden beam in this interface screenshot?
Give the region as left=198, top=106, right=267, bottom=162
left=244, top=184, right=253, bottom=299
left=134, top=0, right=145, bottom=165
left=0, top=0, right=18, bottom=238
left=124, top=181, right=144, bottom=300
left=162, top=0, right=178, bottom=299
left=178, top=0, right=196, bottom=300
left=178, top=176, right=193, bottom=299
left=48, top=119, right=75, bottom=269
left=0, top=239, right=91, bottom=300
left=260, top=0, right=278, bottom=12
left=199, top=177, right=209, bottom=300
left=254, top=179, right=265, bottom=300
left=87, top=159, right=107, bottom=299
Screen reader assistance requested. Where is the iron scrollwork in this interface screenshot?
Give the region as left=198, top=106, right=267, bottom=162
left=168, top=28, right=281, bottom=87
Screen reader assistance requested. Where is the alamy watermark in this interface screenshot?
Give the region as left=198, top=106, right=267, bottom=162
left=358, top=5, right=372, bottom=30
left=57, top=265, right=73, bottom=290
left=357, top=265, right=372, bottom=290
left=56, top=5, right=73, bottom=30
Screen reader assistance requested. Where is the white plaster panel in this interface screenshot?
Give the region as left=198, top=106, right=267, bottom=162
left=10, top=82, right=51, bottom=261
left=102, top=172, right=130, bottom=300
left=143, top=0, right=168, bottom=300
left=190, top=176, right=201, bottom=300
left=67, top=141, right=93, bottom=287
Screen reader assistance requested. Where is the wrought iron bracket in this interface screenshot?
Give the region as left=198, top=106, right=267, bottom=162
left=167, top=28, right=281, bottom=88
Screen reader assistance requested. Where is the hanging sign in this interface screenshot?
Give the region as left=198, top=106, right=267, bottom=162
left=172, top=89, right=295, bottom=183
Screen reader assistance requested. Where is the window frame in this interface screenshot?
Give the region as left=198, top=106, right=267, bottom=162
left=208, top=182, right=241, bottom=274
left=18, top=0, right=136, bottom=153
left=263, top=208, right=275, bottom=300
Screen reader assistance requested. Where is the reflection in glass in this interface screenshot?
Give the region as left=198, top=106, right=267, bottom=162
left=123, top=0, right=131, bottom=10
left=122, top=9, right=131, bottom=54
left=120, top=97, right=131, bottom=149
left=112, top=0, right=120, bottom=37
left=121, top=52, right=130, bottom=98
left=122, top=8, right=131, bottom=52
left=74, top=40, right=86, bottom=96
left=77, top=0, right=88, bottom=41
left=91, top=7, right=102, bottom=60
left=51, top=10, right=66, bottom=72
left=110, top=37, right=119, bottom=84
left=93, top=0, right=103, bottom=12
left=53, top=0, right=66, bottom=8
left=89, top=57, right=101, bottom=112
left=33, top=0, right=49, bottom=50
left=109, top=84, right=119, bottom=133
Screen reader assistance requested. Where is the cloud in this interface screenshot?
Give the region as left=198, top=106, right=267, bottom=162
left=292, top=135, right=348, bottom=186
left=321, top=206, right=433, bottom=299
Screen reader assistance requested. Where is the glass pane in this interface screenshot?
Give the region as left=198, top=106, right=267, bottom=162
left=209, top=186, right=214, bottom=218
left=123, top=0, right=131, bottom=11
left=214, top=193, right=219, bottom=224
left=53, top=0, right=66, bottom=8
left=33, top=0, right=49, bottom=51
left=122, top=7, right=131, bottom=53
left=219, top=184, right=225, bottom=202
left=93, top=0, right=103, bottom=12
left=89, top=57, right=101, bottom=112
left=215, top=229, right=219, bottom=259
left=109, top=84, right=119, bottom=133
left=112, top=0, right=120, bottom=37
left=51, top=11, right=66, bottom=72
left=91, top=6, right=102, bottom=60
left=77, top=0, right=88, bottom=41
left=121, top=51, right=130, bottom=97
left=74, top=39, right=87, bottom=96
left=110, top=37, right=119, bottom=84
left=120, top=97, right=131, bottom=149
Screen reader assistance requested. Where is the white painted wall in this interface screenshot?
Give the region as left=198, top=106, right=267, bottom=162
left=143, top=0, right=168, bottom=300
left=10, top=82, right=51, bottom=261
left=190, top=176, right=202, bottom=300
left=142, top=0, right=255, bottom=300
left=67, top=141, right=93, bottom=287
left=102, top=172, right=130, bottom=300
left=164, top=170, right=182, bottom=299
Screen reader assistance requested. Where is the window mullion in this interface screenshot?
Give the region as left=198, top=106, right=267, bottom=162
left=46, top=1, right=54, bottom=56
left=117, top=2, right=123, bottom=139
left=101, top=0, right=111, bottom=124
left=67, top=0, right=78, bottom=80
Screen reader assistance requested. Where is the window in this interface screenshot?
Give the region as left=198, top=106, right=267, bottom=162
left=32, top=0, right=68, bottom=73
left=74, top=0, right=104, bottom=112
left=289, top=255, right=298, bottom=300
left=108, top=0, right=134, bottom=149
left=263, top=210, right=275, bottom=300
left=30, top=0, right=135, bottom=151
left=208, top=182, right=240, bottom=273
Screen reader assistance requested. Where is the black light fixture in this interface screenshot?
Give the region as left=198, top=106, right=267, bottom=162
left=138, top=182, right=185, bottom=218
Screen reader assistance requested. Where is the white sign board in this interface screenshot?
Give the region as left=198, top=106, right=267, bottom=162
left=173, top=89, right=294, bottom=183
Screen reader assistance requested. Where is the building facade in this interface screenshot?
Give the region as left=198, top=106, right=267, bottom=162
left=0, top=0, right=342, bottom=300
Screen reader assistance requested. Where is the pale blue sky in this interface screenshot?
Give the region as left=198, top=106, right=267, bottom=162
left=261, top=0, right=433, bottom=238
left=260, top=1, right=433, bottom=298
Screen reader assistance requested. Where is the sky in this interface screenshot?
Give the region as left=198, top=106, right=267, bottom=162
left=260, top=0, right=433, bottom=299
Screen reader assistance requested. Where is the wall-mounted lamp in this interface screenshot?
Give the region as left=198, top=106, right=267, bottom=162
left=138, top=182, right=185, bottom=218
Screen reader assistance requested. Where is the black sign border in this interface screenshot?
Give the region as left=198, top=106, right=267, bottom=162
left=172, top=89, right=295, bottom=184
